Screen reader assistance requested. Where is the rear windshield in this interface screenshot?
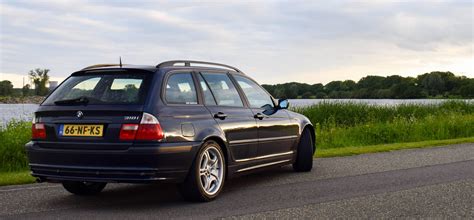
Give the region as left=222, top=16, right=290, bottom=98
left=43, top=72, right=151, bottom=105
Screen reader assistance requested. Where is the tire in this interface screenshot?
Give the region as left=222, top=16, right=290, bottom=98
left=179, top=140, right=226, bottom=202
left=62, top=181, right=107, bottom=195
left=293, top=128, right=314, bottom=172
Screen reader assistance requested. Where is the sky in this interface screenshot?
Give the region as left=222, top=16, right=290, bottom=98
left=0, top=0, right=473, bottom=88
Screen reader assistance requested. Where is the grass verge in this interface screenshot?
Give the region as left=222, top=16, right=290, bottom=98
left=0, top=120, right=31, bottom=172
left=0, top=171, right=36, bottom=187
left=0, top=138, right=473, bottom=187
left=293, top=101, right=474, bottom=148
left=315, top=137, right=474, bottom=158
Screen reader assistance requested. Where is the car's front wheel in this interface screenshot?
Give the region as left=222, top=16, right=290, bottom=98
left=179, top=140, right=226, bottom=202
left=293, top=128, right=314, bottom=172
left=62, top=181, right=107, bottom=195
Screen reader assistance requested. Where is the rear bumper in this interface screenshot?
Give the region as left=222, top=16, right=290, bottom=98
left=25, top=141, right=201, bottom=183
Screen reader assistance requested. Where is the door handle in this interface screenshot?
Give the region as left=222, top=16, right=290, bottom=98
left=214, top=112, right=227, bottom=120
left=254, top=113, right=264, bottom=120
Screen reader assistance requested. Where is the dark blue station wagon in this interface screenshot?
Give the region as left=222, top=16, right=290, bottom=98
left=26, top=60, right=315, bottom=201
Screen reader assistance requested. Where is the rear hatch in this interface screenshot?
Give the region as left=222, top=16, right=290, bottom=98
left=34, top=69, right=153, bottom=150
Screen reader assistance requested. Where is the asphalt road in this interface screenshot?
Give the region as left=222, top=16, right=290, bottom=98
left=1, top=143, right=473, bottom=219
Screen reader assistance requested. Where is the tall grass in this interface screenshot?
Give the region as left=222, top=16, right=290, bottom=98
left=0, top=121, right=31, bottom=172
left=294, top=101, right=474, bottom=127
left=0, top=101, right=472, bottom=172
left=293, top=101, right=474, bottom=149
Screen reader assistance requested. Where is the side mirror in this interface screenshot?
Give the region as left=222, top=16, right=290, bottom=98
left=278, top=99, right=289, bottom=109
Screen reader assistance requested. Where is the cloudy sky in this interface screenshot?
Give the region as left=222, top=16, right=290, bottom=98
left=1, top=0, right=473, bottom=88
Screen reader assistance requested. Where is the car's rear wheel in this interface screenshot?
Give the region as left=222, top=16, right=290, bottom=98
left=62, top=181, right=107, bottom=195
left=179, top=140, right=226, bottom=202
left=293, top=128, right=314, bottom=172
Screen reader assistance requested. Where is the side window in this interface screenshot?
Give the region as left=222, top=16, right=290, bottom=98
left=165, top=73, right=198, bottom=104
left=233, top=75, right=274, bottom=109
left=198, top=74, right=217, bottom=106
left=201, top=73, right=243, bottom=107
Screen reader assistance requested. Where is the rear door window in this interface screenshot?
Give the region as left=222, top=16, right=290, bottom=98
left=198, top=74, right=217, bottom=106
left=201, top=73, right=243, bottom=107
left=43, top=72, right=150, bottom=105
left=165, top=73, right=198, bottom=104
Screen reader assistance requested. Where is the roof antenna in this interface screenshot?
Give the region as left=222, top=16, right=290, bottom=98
left=119, top=56, right=122, bottom=68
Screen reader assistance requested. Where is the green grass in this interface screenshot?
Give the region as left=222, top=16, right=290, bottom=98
left=0, top=121, right=35, bottom=186
left=315, top=113, right=474, bottom=148
left=0, top=171, right=36, bottom=186
left=293, top=101, right=474, bottom=149
left=0, top=120, right=31, bottom=172
left=293, top=100, right=474, bottom=127
left=315, top=137, right=474, bottom=158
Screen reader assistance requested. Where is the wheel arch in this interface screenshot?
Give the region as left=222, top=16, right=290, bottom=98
left=302, top=124, right=316, bottom=155
left=200, top=136, right=230, bottom=179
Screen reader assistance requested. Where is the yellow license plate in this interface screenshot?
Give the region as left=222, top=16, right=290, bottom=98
left=60, top=124, right=104, bottom=137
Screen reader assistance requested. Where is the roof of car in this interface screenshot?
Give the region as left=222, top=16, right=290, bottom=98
left=80, top=64, right=158, bottom=72
left=80, top=60, right=245, bottom=75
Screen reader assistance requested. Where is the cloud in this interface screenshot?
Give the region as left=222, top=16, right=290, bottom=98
left=0, top=0, right=472, bottom=87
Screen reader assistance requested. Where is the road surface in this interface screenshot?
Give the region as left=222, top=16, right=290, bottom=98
left=1, top=143, right=473, bottom=219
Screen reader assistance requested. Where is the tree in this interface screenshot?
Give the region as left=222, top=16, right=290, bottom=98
left=261, top=84, right=274, bottom=95
left=341, top=80, right=356, bottom=91
left=357, top=76, right=385, bottom=90
left=287, top=84, right=299, bottom=99
left=418, top=72, right=446, bottom=96
left=310, top=83, right=324, bottom=95
left=325, top=81, right=344, bottom=92
left=273, top=87, right=287, bottom=99
left=0, top=80, right=14, bottom=95
left=315, top=92, right=327, bottom=98
left=301, top=92, right=313, bottom=98
left=458, top=79, right=474, bottom=98
left=22, top=84, right=31, bottom=96
left=29, top=68, right=50, bottom=96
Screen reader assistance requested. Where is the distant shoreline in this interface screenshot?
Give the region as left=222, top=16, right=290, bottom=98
left=0, top=96, right=471, bottom=105
left=0, top=96, right=45, bottom=104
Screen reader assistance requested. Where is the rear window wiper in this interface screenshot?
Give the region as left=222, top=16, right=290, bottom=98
left=54, top=96, right=90, bottom=105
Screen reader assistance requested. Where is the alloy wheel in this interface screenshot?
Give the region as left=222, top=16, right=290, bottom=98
left=198, top=146, right=224, bottom=196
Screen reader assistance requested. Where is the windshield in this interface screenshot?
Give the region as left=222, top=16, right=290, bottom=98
left=43, top=72, right=151, bottom=105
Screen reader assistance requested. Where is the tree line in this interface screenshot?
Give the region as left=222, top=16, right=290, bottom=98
left=0, top=69, right=50, bottom=96
left=262, top=71, right=474, bottom=99
left=1, top=70, right=473, bottom=99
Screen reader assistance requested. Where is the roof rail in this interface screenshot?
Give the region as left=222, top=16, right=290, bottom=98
left=81, top=64, right=121, bottom=70
left=156, top=60, right=242, bottom=73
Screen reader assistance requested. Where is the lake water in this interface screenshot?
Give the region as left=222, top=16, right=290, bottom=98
left=1, top=99, right=472, bottom=125
left=1, top=103, right=38, bottom=126
left=288, top=99, right=473, bottom=107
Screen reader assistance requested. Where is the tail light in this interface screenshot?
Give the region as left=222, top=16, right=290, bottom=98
left=32, top=123, right=46, bottom=139
left=119, top=113, right=164, bottom=141
left=119, top=124, right=139, bottom=141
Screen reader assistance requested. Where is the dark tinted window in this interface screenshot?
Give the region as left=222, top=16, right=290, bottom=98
left=234, top=75, right=274, bottom=108
left=165, top=73, right=198, bottom=104
left=198, top=74, right=217, bottom=106
left=201, top=73, right=243, bottom=107
left=43, top=72, right=149, bottom=105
